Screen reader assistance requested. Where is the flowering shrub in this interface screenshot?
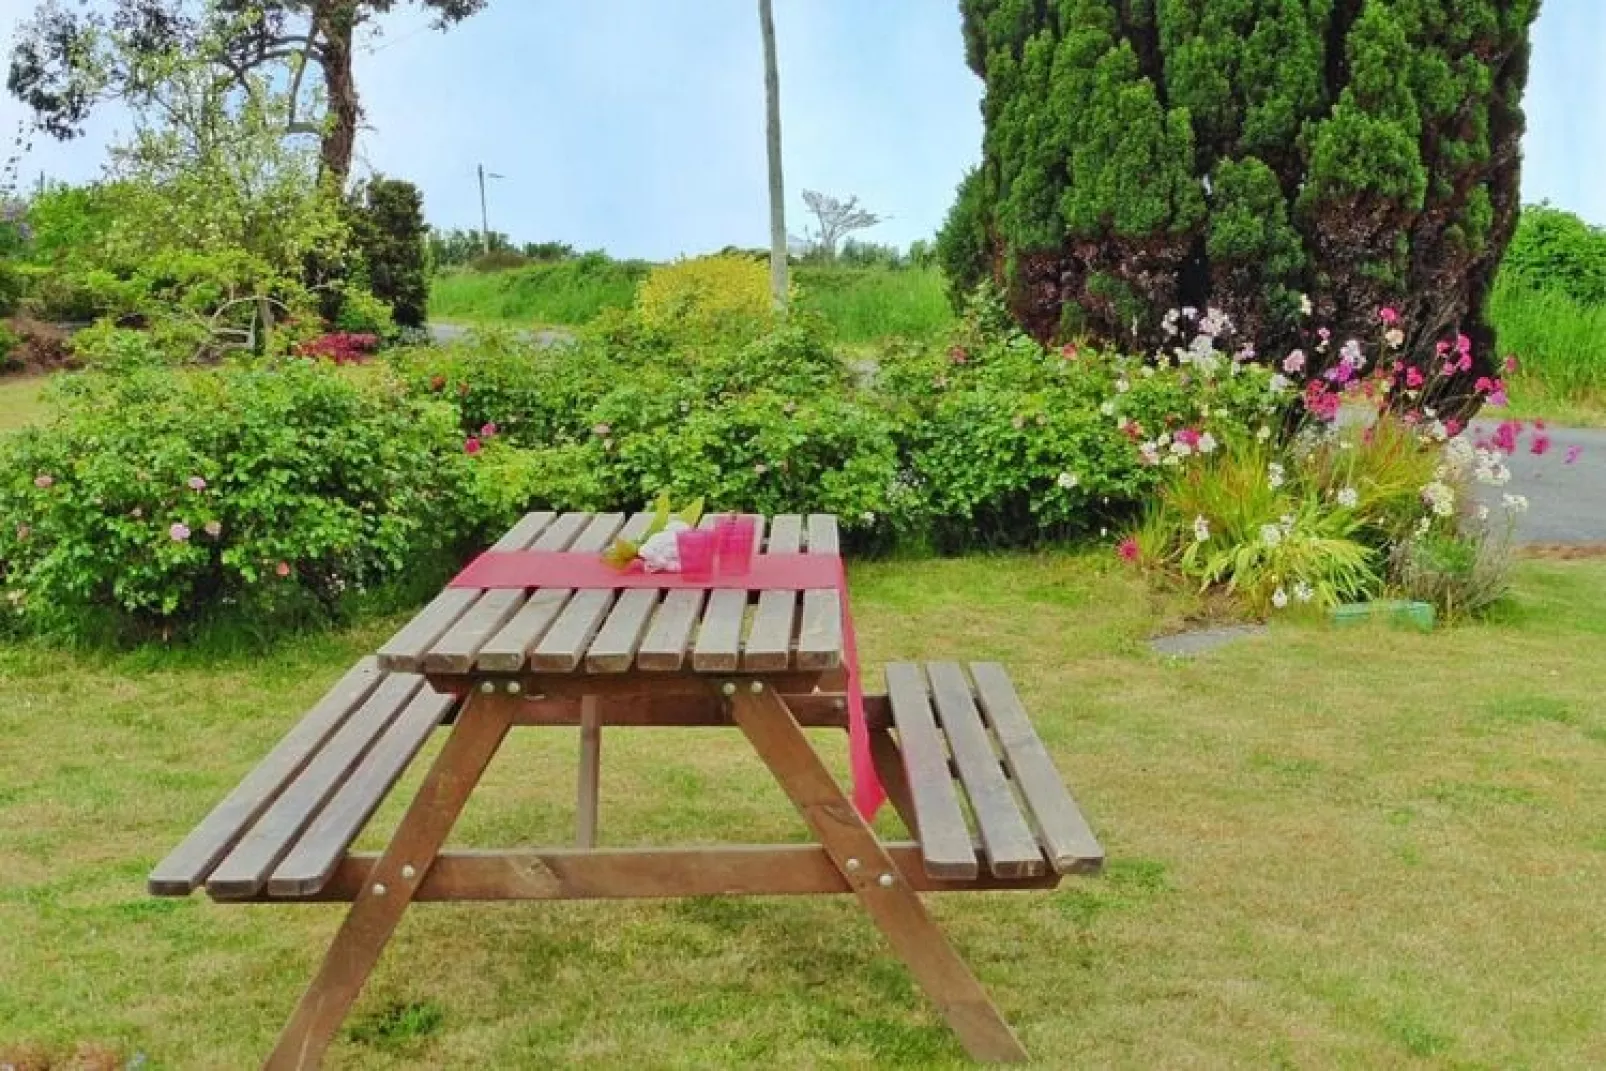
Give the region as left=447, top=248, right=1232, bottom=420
left=297, top=332, right=381, bottom=365
left=0, top=361, right=472, bottom=636
left=1126, top=305, right=1555, bottom=617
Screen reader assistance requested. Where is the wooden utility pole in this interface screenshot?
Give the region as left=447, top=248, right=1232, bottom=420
left=759, top=0, right=788, bottom=313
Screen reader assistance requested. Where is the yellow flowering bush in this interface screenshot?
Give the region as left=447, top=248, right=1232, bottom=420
left=634, top=254, right=775, bottom=343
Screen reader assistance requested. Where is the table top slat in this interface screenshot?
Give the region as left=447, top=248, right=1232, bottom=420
left=266, top=684, right=455, bottom=897
left=692, top=589, right=749, bottom=673
left=794, top=515, right=844, bottom=671
left=584, top=589, right=661, bottom=673
left=147, top=658, right=387, bottom=895
left=490, top=511, right=558, bottom=552
left=925, top=662, right=1045, bottom=878
left=636, top=590, right=706, bottom=671
left=376, top=588, right=480, bottom=673
left=423, top=588, right=527, bottom=674
left=886, top=663, right=978, bottom=880
left=969, top=662, right=1103, bottom=874
left=744, top=515, right=801, bottom=671
left=525, top=514, right=631, bottom=672
left=473, top=513, right=601, bottom=672
left=205, top=673, right=426, bottom=897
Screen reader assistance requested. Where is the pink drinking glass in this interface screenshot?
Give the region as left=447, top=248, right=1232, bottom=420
left=715, top=514, right=758, bottom=575
left=676, top=528, right=717, bottom=580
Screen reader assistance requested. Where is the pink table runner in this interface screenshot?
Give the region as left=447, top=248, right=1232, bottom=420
left=448, top=550, right=886, bottom=821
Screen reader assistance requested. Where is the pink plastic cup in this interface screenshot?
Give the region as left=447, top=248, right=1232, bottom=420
left=676, top=528, right=717, bottom=580
left=715, top=515, right=757, bottom=575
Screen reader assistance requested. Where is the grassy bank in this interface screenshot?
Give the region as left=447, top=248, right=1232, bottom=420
left=1489, top=279, right=1606, bottom=419
left=429, top=255, right=649, bottom=327
left=0, top=376, right=50, bottom=433
left=794, top=265, right=953, bottom=343
left=4, top=554, right=1606, bottom=1067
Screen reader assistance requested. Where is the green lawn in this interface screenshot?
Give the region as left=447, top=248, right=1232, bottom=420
left=0, top=376, right=51, bottom=433
left=4, top=554, right=1606, bottom=1067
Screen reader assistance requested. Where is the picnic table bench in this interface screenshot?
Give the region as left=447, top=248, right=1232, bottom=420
left=149, top=511, right=1103, bottom=1067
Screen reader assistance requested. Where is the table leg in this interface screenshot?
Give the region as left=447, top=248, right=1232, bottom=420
left=577, top=695, right=602, bottom=848
left=263, top=693, right=512, bottom=1071
left=729, top=684, right=1028, bottom=1064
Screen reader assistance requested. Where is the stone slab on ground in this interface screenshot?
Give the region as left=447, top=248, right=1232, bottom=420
left=1149, top=624, right=1267, bottom=658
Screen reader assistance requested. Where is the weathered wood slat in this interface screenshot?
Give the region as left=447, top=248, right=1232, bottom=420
left=925, top=662, right=1045, bottom=878
left=525, top=513, right=630, bottom=672
left=205, top=673, right=426, bottom=898
left=744, top=514, right=802, bottom=671
left=797, top=514, right=843, bottom=670
left=474, top=512, right=601, bottom=672
left=490, top=511, right=557, bottom=552
left=423, top=589, right=527, bottom=674
left=585, top=589, right=661, bottom=673
left=636, top=590, right=707, bottom=671
left=376, top=588, right=480, bottom=673
left=969, top=662, right=1103, bottom=874
left=886, top=663, right=978, bottom=880
left=691, top=589, right=749, bottom=673
left=147, top=659, right=388, bottom=896
left=266, top=685, right=457, bottom=897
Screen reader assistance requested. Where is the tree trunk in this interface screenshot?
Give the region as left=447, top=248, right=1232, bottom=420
left=758, top=0, right=788, bottom=313
left=313, top=1, right=360, bottom=186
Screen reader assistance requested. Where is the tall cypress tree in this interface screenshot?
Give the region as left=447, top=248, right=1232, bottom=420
left=942, top=0, right=1540, bottom=387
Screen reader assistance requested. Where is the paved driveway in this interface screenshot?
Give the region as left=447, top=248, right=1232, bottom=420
left=1468, top=422, right=1605, bottom=544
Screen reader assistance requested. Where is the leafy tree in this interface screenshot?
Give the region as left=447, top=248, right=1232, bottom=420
left=8, top=0, right=488, bottom=183
left=1498, top=203, right=1606, bottom=306
left=944, top=0, right=1541, bottom=391
left=350, top=176, right=427, bottom=327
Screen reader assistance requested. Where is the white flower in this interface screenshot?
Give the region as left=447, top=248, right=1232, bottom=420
left=1269, top=373, right=1292, bottom=393
left=1157, top=432, right=1172, bottom=447
left=1421, top=481, right=1456, bottom=518
left=1099, top=400, right=1117, bottom=416
left=1197, top=432, right=1218, bottom=454
left=1502, top=493, right=1529, bottom=515
left=1115, top=378, right=1131, bottom=394
left=1415, top=516, right=1432, bottom=537
left=1336, top=486, right=1359, bottom=508
left=1138, top=442, right=1162, bottom=466
left=1384, top=327, right=1405, bottom=348
left=1256, top=425, right=1272, bottom=442
left=1267, top=462, right=1286, bottom=490
left=1261, top=523, right=1283, bottom=548
left=1193, top=515, right=1211, bottom=543
left=1271, top=586, right=1290, bottom=609
left=1428, top=419, right=1448, bottom=443
left=861, top=511, right=877, bottom=525
left=1057, top=471, right=1079, bottom=490
left=1299, top=294, right=1313, bottom=316
left=1293, top=580, right=1314, bottom=604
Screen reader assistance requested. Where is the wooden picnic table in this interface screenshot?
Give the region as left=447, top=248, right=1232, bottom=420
left=149, top=511, right=1103, bottom=1067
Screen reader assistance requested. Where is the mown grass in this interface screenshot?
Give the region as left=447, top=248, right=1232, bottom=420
left=4, top=554, right=1606, bottom=1067
left=429, top=258, right=649, bottom=328
left=0, top=375, right=51, bottom=433
left=1489, top=279, right=1606, bottom=417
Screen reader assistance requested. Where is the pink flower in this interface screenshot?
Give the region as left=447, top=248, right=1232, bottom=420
left=1175, top=427, right=1201, bottom=448
left=1444, top=418, right=1463, bottom=438
left=1457, top=353, right=1472, bottom=373
left=1474, top=376, right=1494, bottom=394
left=1492, top=421, right=1520, bottom=453
left=187, top=476, right=207, bottom=492
left=463, top=437, right=482, bottom=456
left=480, top=422, right=499, bottom=438
left=1531, top=434, right=1551, bottom=456
left=1379, top=306, right=1400, bottom=325
left=1435, top=341, right=1450, bottom=356
left=1441, top=362, right=1457, bottom=376
left=1504, top=354, right=1520, bottom=373
left=591, top=422, right=611, bottom=437
left=1117, top=537, right=1140, bottom=563
left=948, top=346, right=969, bottom=365
left=169, top=523, right=191, bottom=542
left=1282, top=350, right=1306, bottom=373
left=1488, top=388, right=1509, bottom=408
left=1060, top=343, right=1078, bottom=360
left=1456, top=333, right=1473, bottom=356
left=275, top=561, right=292, bottom=578
left=1405, top=367, right=1424, bottom=389
left=204, top=520, right=223, bottom=537
left=1565, top=445, right=1582, bottom=464
left=33, top=474, right=54, bottom=489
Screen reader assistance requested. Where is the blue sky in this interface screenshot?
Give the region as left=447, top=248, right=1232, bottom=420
left=1, top=0, right=1600, bottom=260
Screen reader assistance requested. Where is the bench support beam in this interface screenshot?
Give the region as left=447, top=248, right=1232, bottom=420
left=264, top=693, right=512, bottom=1071
left=729, top=685, right=1030, bottom=1064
